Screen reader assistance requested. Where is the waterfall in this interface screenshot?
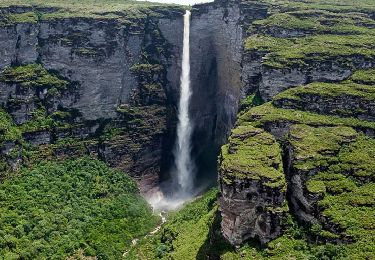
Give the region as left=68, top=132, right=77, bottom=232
left=174, top=10, right=194, bottom=194
left=146, top=10, right=194, bottom=211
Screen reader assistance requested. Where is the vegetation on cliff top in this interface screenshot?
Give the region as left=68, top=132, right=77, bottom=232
left=0, top=0, right=185, bottom=24
left=245, top=0, right=375, bottom=69
left=239, top=102, right=375, bottom=133
left=220, top=125, right=285, bottom=189
left=245, top=34, right=375, bottom=68
left=274, top=81, right=375, bottom=102
left=257, top=0, right=375, bottom=13
left=0, top=157, right=158, bottom=259
left=351, top=68, right=375, bottom=85
left=288, top=125, right=375, bottom=258
left=239, top=67, right=375, bottom=133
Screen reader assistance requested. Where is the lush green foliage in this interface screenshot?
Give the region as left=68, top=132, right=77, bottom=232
left=274, top=70, right=375, bottom=107
left=2, top=12, right=39, bottom=25
left=0, top=157, right=158, bottom=259
left=351, top=68, right=375, bottom=84
left=129, top=188, right=352, bottom=260
left=289, top=124, right=357, bottom=170
left=0, top=109, right=22, bottom=143
left=252, top=10, right=375, bottom=35
left=128, top=188, right=220, bottom=260
left=274, top=82, right=375, bottom=102
left=220, top=125, right=285, bottom=188
left=255, top=0, right=375, bottom=16
left=0, top=64, right=73, bottom=133
left=239, top=93, right=264, bottom=111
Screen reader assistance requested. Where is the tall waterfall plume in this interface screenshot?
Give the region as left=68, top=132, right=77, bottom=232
left=174, top=10, right=194, bottom=194
left=146, top=10, right=194, bottom=211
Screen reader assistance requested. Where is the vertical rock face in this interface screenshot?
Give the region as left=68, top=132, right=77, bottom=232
left=38, top=18, right=142, bottom=120
left=0, top=7, right=184, bottom=192
left=189, top=0, right=268, bottom=179
left=218, top=125, right=287, bottom=245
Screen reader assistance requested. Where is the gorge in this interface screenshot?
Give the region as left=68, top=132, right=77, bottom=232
left=0, top=0, right=375, bottom=259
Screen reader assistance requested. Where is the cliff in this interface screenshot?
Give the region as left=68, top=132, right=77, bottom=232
left=217, top=0, right=375, bottom=257
left=0, top=2, right=185, bottom=194
left=1, top=0, right=375, bottom=258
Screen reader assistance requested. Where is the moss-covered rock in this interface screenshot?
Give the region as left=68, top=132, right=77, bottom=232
left=285, top=124, right=375, bottom=258
left=272, top=71, right=375, bottom=121
left=0, top=64, right=69, bottom=89
left=220, top=125, right=285, bottom=188
left=218, top=125, right=287, bottom=246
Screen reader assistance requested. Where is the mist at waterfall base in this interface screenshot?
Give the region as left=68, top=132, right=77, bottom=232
left=147, top=10, right=202, bottom=212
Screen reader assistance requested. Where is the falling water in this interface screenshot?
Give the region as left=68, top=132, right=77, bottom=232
left=174, top=10, right=194, bottom=194
left=146, top=10, right=194, bottom=211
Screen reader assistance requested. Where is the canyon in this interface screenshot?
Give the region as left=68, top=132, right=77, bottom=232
left=0, top=0, right=375, bottom=259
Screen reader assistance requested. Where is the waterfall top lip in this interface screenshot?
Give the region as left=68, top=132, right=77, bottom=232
left=135, top=0, right=214, bottom=6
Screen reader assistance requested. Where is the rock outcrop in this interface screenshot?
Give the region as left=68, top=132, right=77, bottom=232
left=218, top=125, right=287, bottom=245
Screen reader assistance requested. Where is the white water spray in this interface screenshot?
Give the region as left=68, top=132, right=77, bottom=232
left=146, top=10, right=194, bottom=211
left=174, top=10, right=194, bottom=194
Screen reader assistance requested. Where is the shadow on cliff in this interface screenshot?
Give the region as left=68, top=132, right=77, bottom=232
left=196, top=209, right=264, bottom=259
left=195, top=210, right=233, bottom=260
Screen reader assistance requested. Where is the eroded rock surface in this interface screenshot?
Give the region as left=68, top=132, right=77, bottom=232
left=218, top=125, right=287, bottom=245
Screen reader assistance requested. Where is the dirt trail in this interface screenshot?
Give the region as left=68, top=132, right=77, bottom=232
left=122, top=212, right=167, bottom=258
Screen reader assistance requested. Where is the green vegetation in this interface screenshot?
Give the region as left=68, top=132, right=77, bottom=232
left=0, top=64, right=69, bottom=90
left=0, top=64, right=74, bottom=133
left=274, top=82, right=375, bottom=102
left=245, top=34, right=375, bottom=68
left=239, top=92, right=264, bottom=112
left=2, top=12, right=39, bottom=25
left=351, top=68, right=375, bottom=84
left=252, top=11, right=375, bottom=35
left=256, top=0, right=375, bottom=16
left=19, top=108, right=57, bottom=133
left=128, top=189, right=228, bottom=260
left=130, top=63, right=164, bottom=74
left=0, top=157, right=158, bottom=259
left=288, top=124, right=357, bottom=170
left=287, top=125, right=375, bottom=258
left=129, top=188, right=352, bottom=260
left=245, top=0, right=375, bottom=69
left=0, top=109, right=22, bottom=143
left=116, top=105, right=166, bottom=135
left=220, top=125, right=285, bottom=188
left=0, top=0, right=185, bottom=24
left=274, top=69, right=375, bottom=108
left=239, top=102, right=375, bottom=134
